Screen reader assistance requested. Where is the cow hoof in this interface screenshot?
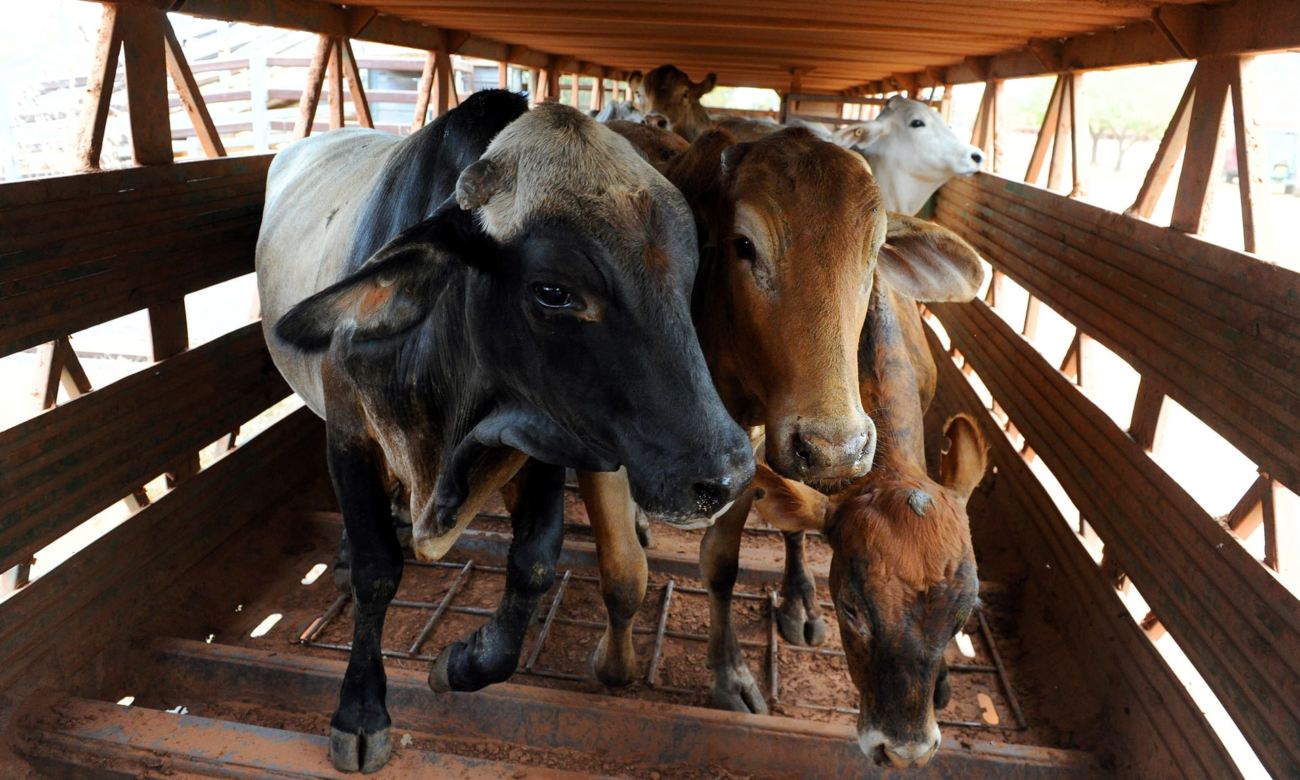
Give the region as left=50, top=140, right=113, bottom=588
left=776, top=598, right=828, bottom=647
left=711, top=662, right=768, bottom=715
left=634, top=509, right=654, bottom=548
left=428, top=646, right=456, bottom=693
left=589, top=634, right=637, bottom=688
left=330, top=725, right=392, bottom=774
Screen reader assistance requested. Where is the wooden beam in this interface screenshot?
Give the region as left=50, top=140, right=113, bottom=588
left=339, top=38, right=373, bottom=129
left=74, top=5, right=123, bottom=171
left=118, top=5, right=172, bottom=165
left=1127, top=71, right=1195, bottom=219
left=294, top=34, right=331, bottom=139
left=1046, top=74, right=1073, bottom=192
left=326, top=36, right=344, bottom=130
left=162, top=18, right=225, bottom=158
left=1067, top=72, right=1086, bottom=197
left=1170, top=57, right=1232, bottom=235
left=1227, top=56, right=1265, bottom=253
left=412, top=51, right=436, bottom=129
left=1024, top=75, right=1063, bottom=186
left=1128, top=377, right=1168, bottom=452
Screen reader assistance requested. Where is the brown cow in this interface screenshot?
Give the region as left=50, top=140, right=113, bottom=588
left=585, top=126, right=985, bottom=718
left=637, top=65, right=717, bottom=141
left=750, top=272, right=987, bottom=767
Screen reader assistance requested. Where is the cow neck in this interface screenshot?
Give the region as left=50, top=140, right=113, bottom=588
left=857, top=281, right=926, bottom=473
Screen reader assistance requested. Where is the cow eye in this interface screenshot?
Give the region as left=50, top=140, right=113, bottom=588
left=732, top=236, right=757, bottom=262
left=531, top=284, right=576, bottom=309
left=909, top=118, right=926, bottom=128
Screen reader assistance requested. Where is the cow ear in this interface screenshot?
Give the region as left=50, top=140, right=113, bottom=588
left=877, top=213, right=985, bottom=302
left=273, top=206, right=492, bottom=352
left=939, top=414, right=987, bottom=501
left=456, top=157, right=510, bottom=209
left=691, top=72, right=717, bottom=97
left=664, top=129, right=737, bottom=199
left=884, top=94, right=907, bottom=111
left=836, top=118, right=888, bottom=151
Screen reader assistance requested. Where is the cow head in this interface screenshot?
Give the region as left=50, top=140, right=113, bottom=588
left=274, top=103, right=753, bottom=529
left=638, top=64, right=717, bottom=141
left=827, top=415, right=986, bottom=768
left=833, top=95, right=984, bottom=215
left=604, top=119, right=690, bottom=174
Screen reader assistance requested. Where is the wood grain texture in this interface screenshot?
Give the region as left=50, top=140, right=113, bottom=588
left=929, top=298, right=1300, bottom=778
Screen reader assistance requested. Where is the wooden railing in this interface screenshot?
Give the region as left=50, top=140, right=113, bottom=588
left=930, top=172, right=1300, bottom=779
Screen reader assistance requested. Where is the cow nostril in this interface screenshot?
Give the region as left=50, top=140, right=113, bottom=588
left=692, top=479, right=728, bottom=515
left=971, top=151, right=983, bottom=164
left=792, top=432, right=814, bottom=470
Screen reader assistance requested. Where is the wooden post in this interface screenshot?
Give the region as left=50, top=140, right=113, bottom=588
left=1059, top=330, right=1083, bottom=385
left=74, top=5, right=123, bottom=169
left=1025, top=76, right=1063, bottom=186
left=939, top=83, right=952, bottom=122
left=497, top=61, right=508, bottom=89
left=1128, top=377, right=1168, bottom=452
left=1127, top=72, right=1195, bottom=218
left=340, top=39, right=373, bottom=129
left=1170, top=57, right=1233, bottom=235
left=567, top=74, right=580, bottom=108
left=149, top=302, right=198, bottom=485
left=326, top=37, right=345, bottom=130
left=1047, top=74, right=1073, bottom=192
left=413, top=51, right=436, bottom=129
left=1227, top=56, right=1265, bottom=253
left=1264, top=479, right=1295, bottom=581
left=162, top=19, right=225, bottom=158
left=779, top=69, right=802, bottom=124
left=434, top=43, right=453, bottom=116
left=1067, top=72, right=1086, bottom=197
left=544, top=59, right=560, bottom=103
left=118, top=6, right=172, bottom=165
left=528, top=67, right=541, bottom=105
left=1021, top=296, right=1042, bottom=340
left=295, top=35, right=332, bottom=139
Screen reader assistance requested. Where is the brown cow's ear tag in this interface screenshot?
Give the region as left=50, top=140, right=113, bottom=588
left=878, top=213, right=985, bottom=303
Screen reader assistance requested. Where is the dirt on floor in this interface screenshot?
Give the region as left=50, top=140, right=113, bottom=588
left=115, top=488, right=1097, bottom=770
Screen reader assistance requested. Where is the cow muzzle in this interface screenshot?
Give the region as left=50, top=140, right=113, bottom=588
left=772, top=415, right=876, bottom=492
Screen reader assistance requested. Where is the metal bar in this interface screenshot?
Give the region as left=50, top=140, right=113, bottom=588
left=408, top=561, right=473, bottom=655
left=768, top=590, right=780, bottom=704
left=646, top=580, right=675, bottom=687
left=978, top=610, right=1028, bottom=730
left=298, top=593, right=348, bottom=643
left=525, top=569, right=571, bottom=671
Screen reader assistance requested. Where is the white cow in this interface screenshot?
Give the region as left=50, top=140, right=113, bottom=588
left=833, top=95, right=984, bottom=215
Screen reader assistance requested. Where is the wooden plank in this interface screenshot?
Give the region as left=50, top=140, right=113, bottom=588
left=1128, top=376, right=1167, bottom=452
left=412, top=50, right=436, bottom=129
left=294, top=34, right=331, bottom=139
left=162, top=18, right=226, bottom=158
left=0, top=153, right=271, bottom=208
left=935, top=175, right=1300, bottom=492
left=74, top=5, right=123, bottom=171
left=1227, top=56, right=1265, bottom=253
left=0, top=409, right=321, bottom=694
left=1024, top=76, right=1062, bottom=186
left=0, top=325, right=290, bottom=575
left=118, top=5, right=172, bottom=166
left=18, top=696, right=584, bottom=780
left=929, top=298, right=1300, bottom=778
left=339, top=38, right=374, bottom=129
left=326, top=36, right=344, bottom=130
left=1127, top=70, right=1194, bottom=219
left=1170, top=57, right=1232, bottom=235
left=924, top=324, right=1240, bottom=779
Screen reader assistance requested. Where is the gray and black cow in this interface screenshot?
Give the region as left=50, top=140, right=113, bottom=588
left=257, top=90, right=753, bottom=773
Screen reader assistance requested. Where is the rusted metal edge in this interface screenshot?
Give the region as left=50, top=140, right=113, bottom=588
left=142, top=637, right=1101, bottom=779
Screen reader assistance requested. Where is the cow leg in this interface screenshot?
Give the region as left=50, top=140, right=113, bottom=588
left=428, top=459, right=564, bottom=692
left=333, top=496, right=411, bottom=594
left=775, top=530, right=828, bottom=646
left=327, top=438, right=403, bottom=774
left=579, top=468, right=647, bottom=687
left=635, top=505, right=653, bottom=548
left=701, top=491, right=767, bottom=714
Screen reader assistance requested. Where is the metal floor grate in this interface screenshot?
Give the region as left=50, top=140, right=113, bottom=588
left=297, top=550, right=1028, bottom=733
